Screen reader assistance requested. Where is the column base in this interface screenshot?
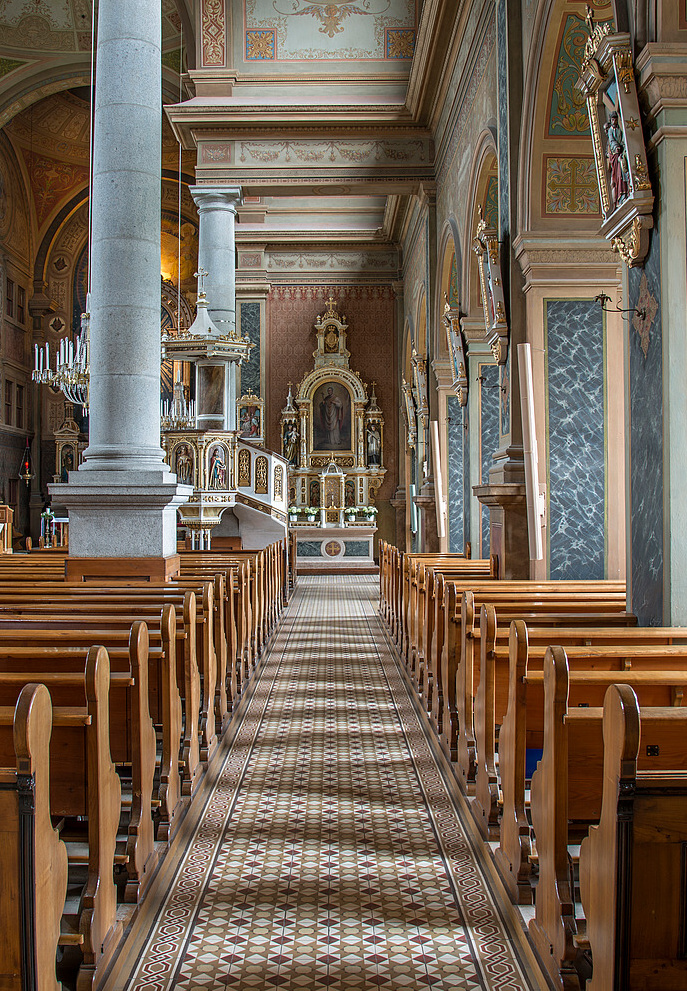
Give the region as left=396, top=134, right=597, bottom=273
left=389, top=487, right=406, bottom=551
left=50, top=470, right=193, bottom=561
left=65, top=554, right=181, bottom=583
left=414, top=478, right=440, bottom=553
left=472, top=483, right=528, bottom=578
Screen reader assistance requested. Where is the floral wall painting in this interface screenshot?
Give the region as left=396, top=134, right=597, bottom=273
left=312, top=381, right=352, bottom=453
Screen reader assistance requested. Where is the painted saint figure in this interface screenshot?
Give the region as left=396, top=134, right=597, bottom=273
left=604, top=111, right=629, bottom=209
left=209, top=447, right=227, bottom=489
left=319, top=386, right=344, bottom=447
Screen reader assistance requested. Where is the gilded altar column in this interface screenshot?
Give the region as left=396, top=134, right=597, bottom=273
left=50, top=0, right=191, bottom=576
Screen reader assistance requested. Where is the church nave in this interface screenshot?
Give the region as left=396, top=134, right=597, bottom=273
left=111, top=576, right=544, bottom=991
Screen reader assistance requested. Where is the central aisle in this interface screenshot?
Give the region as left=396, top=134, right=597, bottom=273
left=121, top=576, right=545, bottom=991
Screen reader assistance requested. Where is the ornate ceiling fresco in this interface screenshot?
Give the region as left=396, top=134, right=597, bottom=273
left=0, top=0, right=184, bottom=53
left=243, top=0, right=416, bottom=62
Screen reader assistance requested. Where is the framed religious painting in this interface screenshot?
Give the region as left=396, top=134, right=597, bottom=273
left=472, top=207, right=509, bottom=365
left=311, top=381, right=352, bottom=454
left=577, top=19, right=653, bottom=266
left=237, top=393, right=264, bottom=445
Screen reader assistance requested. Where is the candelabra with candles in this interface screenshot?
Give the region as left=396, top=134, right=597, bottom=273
left=32, top=305, right=90, bottom=414
left=161, top=370, right=196, bottom=430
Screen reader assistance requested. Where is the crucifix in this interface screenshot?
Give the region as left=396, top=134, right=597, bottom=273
left=194, top=268, right=209, bottom=294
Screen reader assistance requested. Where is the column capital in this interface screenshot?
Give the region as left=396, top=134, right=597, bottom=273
left=190, top=184, right=243, bottom=213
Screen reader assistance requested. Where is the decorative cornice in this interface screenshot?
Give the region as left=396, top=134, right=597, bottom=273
left=515, top=233, right=621, bottom=287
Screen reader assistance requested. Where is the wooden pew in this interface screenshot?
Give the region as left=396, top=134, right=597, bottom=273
left=0, top=600, right=199, bottom=812
left=495, top=621, right=687, bottom=904
left=0, top=646, right=121, bottom=991
left=528, top=647, right=687, bottom=990
left=0, top=683, right=68, bottom=991
left=0, top=624, right=157, bottom=903
left=0, top=605, right=188, bottom=840
left=579, top=684, right=687, bottom=991
left=440, top=583, right=632, bottom=768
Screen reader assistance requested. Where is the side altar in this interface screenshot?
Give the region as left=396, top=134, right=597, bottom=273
left=280, top=298, right=386, bottom=532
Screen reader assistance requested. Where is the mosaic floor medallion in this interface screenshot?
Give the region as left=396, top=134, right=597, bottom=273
left=121, top=576, right=545, bottom=991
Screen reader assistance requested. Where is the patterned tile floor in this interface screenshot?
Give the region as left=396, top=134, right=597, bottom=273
left=122, top=576, right=545, bottom=991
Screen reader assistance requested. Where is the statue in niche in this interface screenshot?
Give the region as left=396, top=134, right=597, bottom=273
left=604, top=111, right=629, bottom=209
left=208, top=446, right=227, bottom=489
left=309, top=478, right=321, bottom=508
left=366, top=423, right=381, bottom=466
left=175, top=444, right=193, bottom=485
left=60, top=447, right=73, bottom=483
left=283, top=422, right=299, bottom=466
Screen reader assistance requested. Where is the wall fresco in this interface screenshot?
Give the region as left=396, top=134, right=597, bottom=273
left=544, top=156, right=600, bottom=214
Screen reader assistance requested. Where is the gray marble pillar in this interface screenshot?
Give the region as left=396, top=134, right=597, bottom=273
left=190, top=186, right=243, bottom=336
left=50, top=0, right=190, bottom=563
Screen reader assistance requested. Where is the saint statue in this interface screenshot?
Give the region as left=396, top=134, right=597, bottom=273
left=367, top=423, right=381, bottom=466
left=283, top=422, right=299, bottom=465
left=175, top=444, right=193, bottom=485
left=209, top=447, right=227, bottom=489
left=604, top=111, right=629, bottom=209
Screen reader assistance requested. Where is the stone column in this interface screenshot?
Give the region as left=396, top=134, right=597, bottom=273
left=190, top=186, right=243, bottom=336
left=191, top=186, right=243, bottom=430
left=50, top=0, right=191, bottom=576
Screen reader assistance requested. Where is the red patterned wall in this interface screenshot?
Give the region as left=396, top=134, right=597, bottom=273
left=266, top=285, right=398, bottom=502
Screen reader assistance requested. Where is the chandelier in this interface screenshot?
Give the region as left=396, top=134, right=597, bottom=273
left=33, top=306, right=90, bottom=414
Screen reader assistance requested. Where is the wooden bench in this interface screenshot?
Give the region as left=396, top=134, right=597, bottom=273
left=579, top=684, right=687, bottom=990
left=494, top=621, right=687, bottom=904
left=0, top=683, right=68, bottom=991
left=0, top=646, right=121, bottom=991
left=0, top=597, right=203, bottom=809
left=440, top=583, right=632, bottom=768
left=0, top=624, right=158, bottom=903
left=528, top=647, right=687, bottom=990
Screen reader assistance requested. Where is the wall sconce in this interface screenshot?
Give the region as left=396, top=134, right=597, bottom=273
left=594, top=292, right=645, bottom=320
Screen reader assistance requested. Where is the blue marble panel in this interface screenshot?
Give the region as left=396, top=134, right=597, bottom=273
left=500, top=360, right=510, bottom=437
left=496, top=0, right=509, bottom=241
left=240, top=302, right=261, bottom=397
left=480, top=366, right=499, bottom=556
left=546, top=299, right=605, bottom=579
left=447, top=395, right=464, bottom=553
left=628, top=225, right=663, bottom=625
left=344, top=541, right=371, bottom=557
left=297, top=540, right=322, bottom=558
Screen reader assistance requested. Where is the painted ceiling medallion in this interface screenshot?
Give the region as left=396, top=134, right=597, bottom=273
left=272, top=0, right=391, bottom=38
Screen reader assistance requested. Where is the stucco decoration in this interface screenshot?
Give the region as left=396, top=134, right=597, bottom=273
left=244, top=0, right=416, bottom=61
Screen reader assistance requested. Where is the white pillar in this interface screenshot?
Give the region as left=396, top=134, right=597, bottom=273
left=190, top=186, right=243, bottom=336
left=50, top=0, right=191, bottom=563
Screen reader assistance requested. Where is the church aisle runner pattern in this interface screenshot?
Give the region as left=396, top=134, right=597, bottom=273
left=125, top=577, right=541, bottom=991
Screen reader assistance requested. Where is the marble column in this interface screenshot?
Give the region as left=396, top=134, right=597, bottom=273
left=50, top=0, right=191, bottom=571
left=190, top=186, right=243, bottom=335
